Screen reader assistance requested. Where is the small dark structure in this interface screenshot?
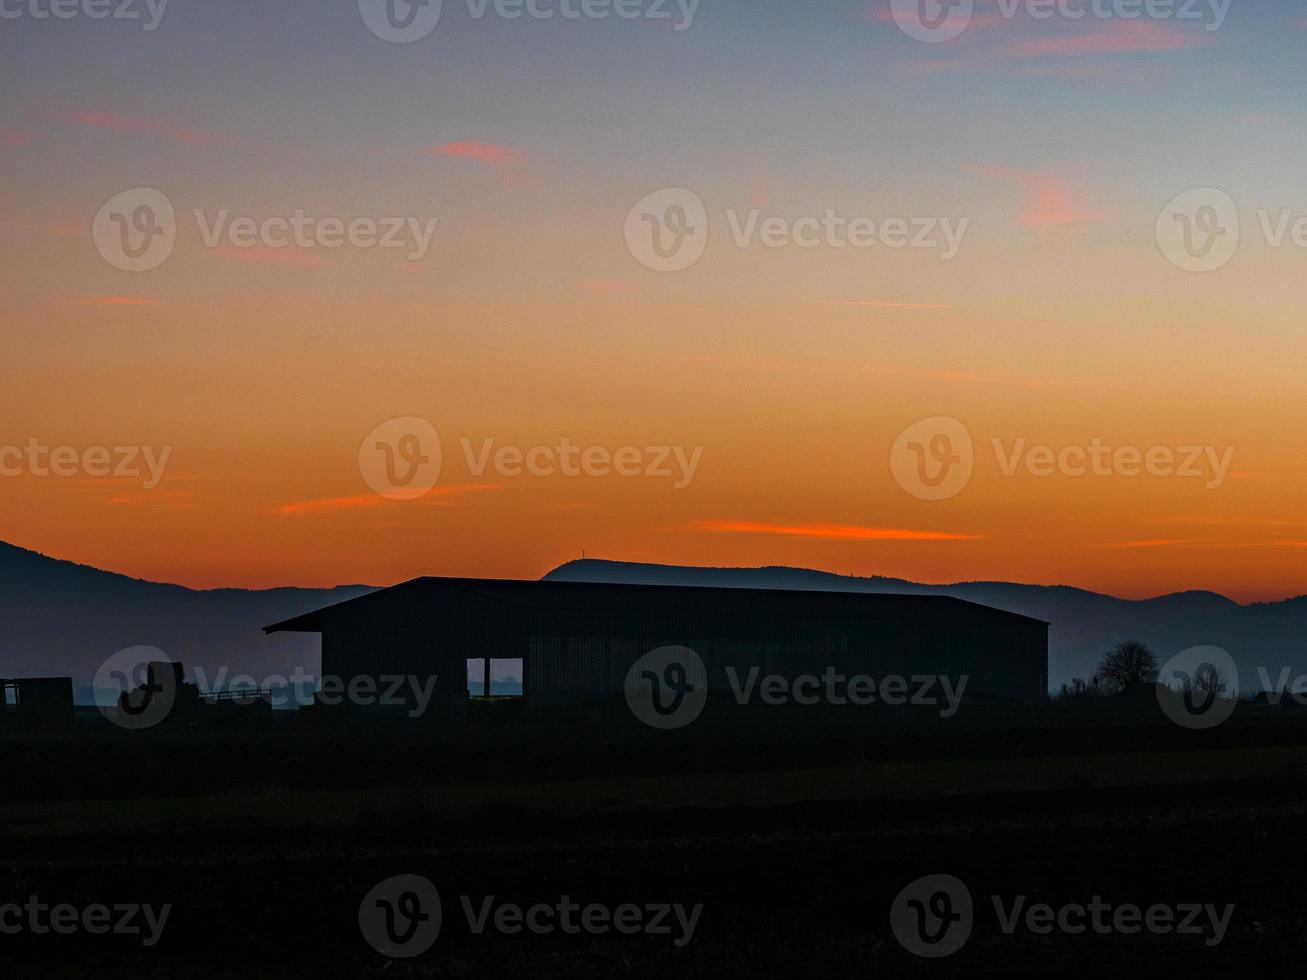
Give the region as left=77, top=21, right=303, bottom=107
left=0, top=676, right=74, bottom=727
left=118, top=662, right=275, bottom=725
left=265, top=578, right=1049, bottom=721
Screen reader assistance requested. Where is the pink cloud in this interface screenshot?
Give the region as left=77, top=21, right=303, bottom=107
left=869, top=3, right=1008, bottom=32
left=63, top=110, right=236, bottom=147
left=274, top=484, right=500, bottom=516
left=813, top=300, right=953, bottom=311
left=75, top=296, right=158, bottom=307
left=1002, top=19, right=1202, bottom=57
left=9, top=217, right=86, bottom=238
left=1095, top=539, right=1195, bottom=550
left=108, top=490, right=194, bottom=507
left=686, top=519, right=984, bottom=543
left=0, top=125, right=31, bottom=147
left=428, top=141, right=526, bottom=165
left=970, top=163, right=1100, bottom=228
left=214, top=245, right=330, bottom=269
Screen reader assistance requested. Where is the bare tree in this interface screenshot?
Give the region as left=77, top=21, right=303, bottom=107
left=1094, top=640, right=1160, bottom=695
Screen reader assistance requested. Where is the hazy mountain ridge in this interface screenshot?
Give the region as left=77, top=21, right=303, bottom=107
left=0, top=541, right=376, bottom=701
left=544, top=560, right=1307, bottom=690
left=3, top=542, right=1304, bottom=697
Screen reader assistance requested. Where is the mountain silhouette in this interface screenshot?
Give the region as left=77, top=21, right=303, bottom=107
left=0, top=541, right=374, bottom=703
left=3, top=541, right=1305, bottom=698
left=544, top=559, right=1307, bottom=691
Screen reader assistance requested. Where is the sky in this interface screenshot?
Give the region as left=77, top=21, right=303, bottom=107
left=2, top=0, right=1306, bottom=602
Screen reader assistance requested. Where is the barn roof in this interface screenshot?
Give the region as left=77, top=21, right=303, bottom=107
left=264, top=577, right=1048, bottom=633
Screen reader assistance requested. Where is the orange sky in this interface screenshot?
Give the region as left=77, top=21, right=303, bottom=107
left=4, top=3, right=1306, bottom=602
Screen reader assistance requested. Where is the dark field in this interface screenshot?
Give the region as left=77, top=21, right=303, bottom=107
left=4, top=704, right=1307, bottom=977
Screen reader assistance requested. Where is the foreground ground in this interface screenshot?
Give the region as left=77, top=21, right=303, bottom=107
left=3, top=704, right=1307, bottom=977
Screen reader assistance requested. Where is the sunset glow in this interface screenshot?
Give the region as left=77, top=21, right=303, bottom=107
left=3, top=1, right=1305, bottom=602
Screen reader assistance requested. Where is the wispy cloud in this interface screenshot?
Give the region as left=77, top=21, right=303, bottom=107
left=75, top=296, right=158, bottom=307
left=215, top=245, right=330, bottom=268
left=63, top=110, right=236, bottom=147
left=970, top=163, right=1100, bottom=228
left=108, top=490, right=194, bottom=507
left=1156, top=515, right=1306, bottom=529
left=812, top=300, right=954, bottom=311
left=274, top=484, right=500, bottom=516
left=428, top=141, right=526, bottom=165
left=685, top=519, right=984, bottom=542
left=10, top=217, right=86, bottom=238
left=0, top=125, right=31, bottom=147
left=1095, top=538, right=1194, bottom=550
left=1000, top=19, right=1204, bottom=57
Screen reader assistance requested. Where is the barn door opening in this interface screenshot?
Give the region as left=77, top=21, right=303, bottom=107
left=466, top=659, right=525, bottom=699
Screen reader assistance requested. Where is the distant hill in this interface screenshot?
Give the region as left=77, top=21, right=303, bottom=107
left=5, top=542, right=1305, bottom=699
left=544, top=559, right=1307, bottom=692
left=0, top=541, right=375, bottom=703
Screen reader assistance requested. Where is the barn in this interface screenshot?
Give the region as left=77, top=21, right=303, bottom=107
left=264, top=578, right=1048, bottom=721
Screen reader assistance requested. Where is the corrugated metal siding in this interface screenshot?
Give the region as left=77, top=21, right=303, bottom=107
left=526, top=610, right=1045, bottom=703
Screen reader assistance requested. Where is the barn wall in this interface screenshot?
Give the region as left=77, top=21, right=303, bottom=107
left=319, top=589, right=529, bottom=717
left=525, top=610, right=1048, bottom=708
